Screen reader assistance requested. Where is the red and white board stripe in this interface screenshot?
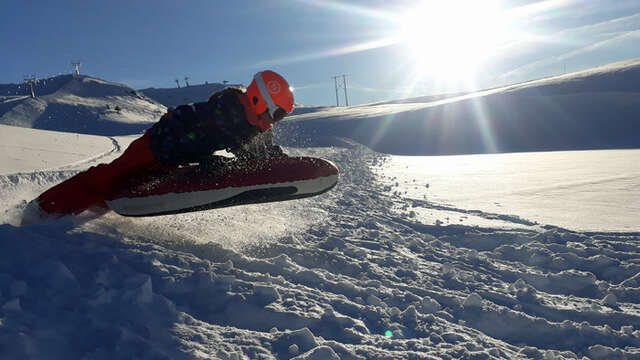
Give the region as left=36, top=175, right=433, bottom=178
left=106, top=157, right=339, bottom=217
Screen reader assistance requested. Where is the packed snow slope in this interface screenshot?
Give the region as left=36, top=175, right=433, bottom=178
left=0, top=74, right=165, bottom=136
left=0, top=124, right=117, bottom=174
left=278, top=58, right=640, bottom=155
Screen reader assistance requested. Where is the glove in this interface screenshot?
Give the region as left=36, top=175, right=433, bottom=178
left=198, top=155, right=231, bottom=169
left=264, top=145, right=288, bottom=158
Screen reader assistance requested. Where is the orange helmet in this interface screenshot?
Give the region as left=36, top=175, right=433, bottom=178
left=247, top=70, right=294, bottom=122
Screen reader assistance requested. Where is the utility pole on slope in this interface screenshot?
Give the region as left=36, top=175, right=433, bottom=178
left=332, top=76, right=340, bottom=106
left=342, top=74, right=349, bottom=106
left=332, top=74, right=349, bottom=107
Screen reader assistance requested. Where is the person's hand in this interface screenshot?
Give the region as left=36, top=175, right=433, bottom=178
left=199, top=155, right=230, bottom=169
left=265, top=145, right=288, bottom=158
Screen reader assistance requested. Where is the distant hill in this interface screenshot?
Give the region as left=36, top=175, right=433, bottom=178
left=280, top=58, right=640, bottom=155
left=139, top=82, right=242, bottom=108
left=139, top=82, right=327, bottom=118
left=0, top=75, right=166, bottom=136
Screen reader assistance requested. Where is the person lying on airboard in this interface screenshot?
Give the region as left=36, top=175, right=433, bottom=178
left=25, top=70, right=294, bottom=222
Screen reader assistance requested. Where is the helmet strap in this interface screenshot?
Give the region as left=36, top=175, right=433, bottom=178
left=254, top=72, right=279, bottom=118
left=237, top=91, right=272, bottom=132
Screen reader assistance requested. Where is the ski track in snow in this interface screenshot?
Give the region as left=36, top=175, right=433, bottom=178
left=0, top=136, right=125, bottom=226
left=1, top=144, right=640, bottom=359
left=54, top=136, right=123, bottom=171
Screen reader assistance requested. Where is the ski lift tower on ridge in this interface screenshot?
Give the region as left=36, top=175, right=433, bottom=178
left=23, top=75, right=38, bottom=98
left=71, top=61, right=82, bottom=75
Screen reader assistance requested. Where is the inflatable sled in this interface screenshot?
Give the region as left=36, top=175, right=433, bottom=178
left=106, top=156, right=339, bottom=217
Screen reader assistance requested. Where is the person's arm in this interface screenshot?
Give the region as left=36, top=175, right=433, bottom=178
left=149, top=88, right=248, bottom=166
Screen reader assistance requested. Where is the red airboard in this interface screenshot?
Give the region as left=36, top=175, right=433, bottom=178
left=110, top=157, right=339, bottom=199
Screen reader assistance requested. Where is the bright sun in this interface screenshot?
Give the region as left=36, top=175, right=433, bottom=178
left=397, top=0, right=509, bottom=81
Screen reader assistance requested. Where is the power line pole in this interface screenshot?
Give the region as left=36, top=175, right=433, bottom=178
left=332, top=74, right=349, bottom=107
left=342, top=74, right=349, bottom=107
left=184, top=76, right=190, bottom=87
left=175, top=79, right=181, bottom=88
left=332, top=76, right=340, bottom=106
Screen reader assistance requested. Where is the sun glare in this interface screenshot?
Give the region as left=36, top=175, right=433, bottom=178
left=397, top=0, right=509, bottom=81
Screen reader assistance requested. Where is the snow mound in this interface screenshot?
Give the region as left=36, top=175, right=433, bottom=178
left=0, top=75, right=166, bottom=136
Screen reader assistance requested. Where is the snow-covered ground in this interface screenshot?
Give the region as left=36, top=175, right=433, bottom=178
left=376, top=149, right=640, bottom=233
left=1, top=60, right=640, bottom=359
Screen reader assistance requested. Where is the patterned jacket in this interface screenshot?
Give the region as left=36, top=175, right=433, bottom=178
left=149, top=87, right=283, bottom=166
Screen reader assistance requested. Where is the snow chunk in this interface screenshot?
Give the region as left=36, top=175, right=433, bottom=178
left=440, top=262, right=458, bottom=278
left=33, top=260, right=77, bottom=290
left=510, top=278, right=538, bottom=303
left=291, top=345, right=340, bottom=360
left=401, top=305, right=419, bottom=324
left=366, top=294, right=383, bottom=306
left=273, top=328, right=319, bottom=357
left=518, top=346, right=542, bottom=358
left=463, top=292, right=483, bottom=309
left=602, top=293, right=618, bottom=307
left=588, top=344, right=627, bottom=359
left=220, top=260, right=234, bottom=271
left=123, top=274, right=153, bottom=305
left=421, top=297, right=441, bottom=314
left=252, top=284, right=281, bottom=306
left=2, top=298, right=21, bottom=312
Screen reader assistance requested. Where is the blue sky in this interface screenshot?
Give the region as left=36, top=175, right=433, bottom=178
left=1, top=0, right=639, bottom=106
